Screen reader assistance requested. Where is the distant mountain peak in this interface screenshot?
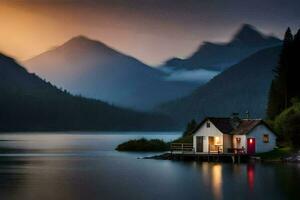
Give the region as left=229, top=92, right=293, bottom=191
left=73, top=35, right=89, bottom=40
left=52, top=35, right=120, bottom=57
left=161, top=24, right=281, bottom=71
left=25, top=35, right=196, bottom=111
left=68, top=35, right=97, bottom=43
left=65, top=35, right=101, bottom=46
left=239, top=23, right=257, bottom=32
left=231, top=24, right=278, bottom=45
left=233, top=24, right=262, bottom=40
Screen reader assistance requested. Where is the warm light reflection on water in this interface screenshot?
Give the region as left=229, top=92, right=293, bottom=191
left=247, top=164, right=255, bottom=191
left=212, top=164, right=222, bottom=200
left=199, top=163, right=222, bottom=200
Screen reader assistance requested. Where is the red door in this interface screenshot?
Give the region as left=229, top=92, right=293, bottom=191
left=247, top=138, right=256, bottom=154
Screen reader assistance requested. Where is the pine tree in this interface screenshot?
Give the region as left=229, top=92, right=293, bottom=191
left=267, top=28, right=294, bottom=119
left=183, top=119, right=197, bottom=137
left=267, top=80, right=281, bottom=118
left=278, top=28, right=293, bottom=108
left=290, top=29, right=300, bottom=98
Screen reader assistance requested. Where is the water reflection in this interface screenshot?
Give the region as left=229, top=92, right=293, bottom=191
left=196, top=163, right=223, bottom=199
left=247, top=164, right=255, bottom=191
left=192, top=161, right=300, bottom=200
left=211, top=164, right=222, bottom=200
left=0, top=133, right=299, bottom=200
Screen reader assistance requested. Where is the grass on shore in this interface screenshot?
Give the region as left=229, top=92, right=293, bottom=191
left=116, top=135, right=193, bottom=152
left=255, top=147, right=292, bottom=161
left=116, top=138, right=169, bottom=152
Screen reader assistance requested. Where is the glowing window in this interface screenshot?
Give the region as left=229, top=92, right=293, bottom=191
left=263, top=134, right=269, bottom=143
left=215, top=136, right=220, bottom=144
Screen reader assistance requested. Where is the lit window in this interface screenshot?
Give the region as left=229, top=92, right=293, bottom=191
left=206, top=122, right=210, bottom=128
left=263, top=134, right=269, bottom=143
left=215, top=136, right=220, bottom=144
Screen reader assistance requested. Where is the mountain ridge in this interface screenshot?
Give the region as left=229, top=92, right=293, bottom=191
left=24, top=36, right=197, bottom=110
left=162, top=24, right=281, bottom=71
left=0, top=53, right=176, bottom=131
left=157, top=45, right=282, bottom=126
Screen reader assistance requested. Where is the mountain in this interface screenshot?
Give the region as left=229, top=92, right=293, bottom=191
left=0, top=53, right=175, bottom=132
left=24, top=36, right=197, bottom=110
left=162, top=24, right=281, bottom=71
left=157, top=46, right=282, bottom=126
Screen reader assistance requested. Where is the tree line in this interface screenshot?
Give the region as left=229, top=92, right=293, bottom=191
left=267, top=27, right=300, bottom=147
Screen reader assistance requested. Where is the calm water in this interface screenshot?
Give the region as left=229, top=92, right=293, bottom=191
left=0, top=132, right=299, bottom=200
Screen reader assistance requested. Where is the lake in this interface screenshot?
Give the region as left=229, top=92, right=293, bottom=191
left=0, top=132, right=299, bottom=200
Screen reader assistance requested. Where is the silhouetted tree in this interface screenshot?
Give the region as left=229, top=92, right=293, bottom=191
left=267, top=28, right=299, bottom=119
left=290, top=29, right=300, bottom=99
left=183, top=119, right=197, bottom=137
left=267, top=27, right=300, bottom=146
left=289, top=112, right=300, bottom=148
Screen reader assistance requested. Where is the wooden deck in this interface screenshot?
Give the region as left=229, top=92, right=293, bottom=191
left=170, top=143, right=249, bottom=163
left=168, top=152, right=249, bottom=163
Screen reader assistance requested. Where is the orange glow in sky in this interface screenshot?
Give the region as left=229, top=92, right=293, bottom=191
left=0, top=2, right=205, bottom=66
left=0, top=1, right=293, bottom=66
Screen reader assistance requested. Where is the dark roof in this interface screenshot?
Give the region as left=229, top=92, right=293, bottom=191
left=231, top=120, right=262, bottom=135
left=209, top=118, right=234, bottom=133
left=192, top=117, right=268, bottom=135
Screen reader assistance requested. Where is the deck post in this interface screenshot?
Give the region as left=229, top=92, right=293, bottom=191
left=231, top=155, right=235, bottom=163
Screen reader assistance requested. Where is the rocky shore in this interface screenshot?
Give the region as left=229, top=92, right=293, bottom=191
left=283, top=151, right=300, bottom=162
left=143, top=153, right=172, bottom=160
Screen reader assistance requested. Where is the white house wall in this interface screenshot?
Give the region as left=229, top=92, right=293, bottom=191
left=247, top=124, right=276, bottom=153
left=223, top=134, right=233, bottom=153
left=193, top=120, right=223, bottom=153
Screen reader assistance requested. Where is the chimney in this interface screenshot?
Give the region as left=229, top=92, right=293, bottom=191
left=230, top=113, right=241, bottom=129
left=245, top=111, right=250, bottom=120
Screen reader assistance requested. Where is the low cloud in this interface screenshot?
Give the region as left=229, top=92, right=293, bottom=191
left=164, top=69, right=220, bottom=83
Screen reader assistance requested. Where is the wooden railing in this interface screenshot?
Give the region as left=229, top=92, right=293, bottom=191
left=209, top=144, right=223, bottom=153
left=227, top=148, right=246, bottom=154
left=170, top=143, right=193, bottom=153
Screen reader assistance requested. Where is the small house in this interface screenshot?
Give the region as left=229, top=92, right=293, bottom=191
left=192, top=116, right=277, bottom=154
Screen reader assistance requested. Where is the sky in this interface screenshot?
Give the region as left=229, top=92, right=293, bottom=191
left=0, top=0, right=299, bottom=66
